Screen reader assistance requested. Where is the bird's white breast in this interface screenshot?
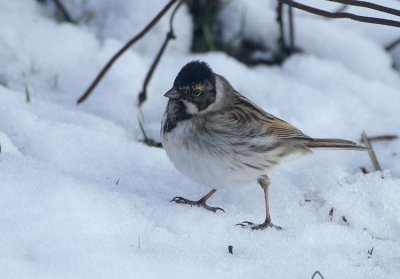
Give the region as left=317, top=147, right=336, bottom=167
left=161, top=119, right=264, bottom=189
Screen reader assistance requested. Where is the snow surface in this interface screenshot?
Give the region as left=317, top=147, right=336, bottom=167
left=1, top=0, right=400, bottom=278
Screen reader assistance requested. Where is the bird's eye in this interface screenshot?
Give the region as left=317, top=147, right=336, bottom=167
left=192, top=89, right=202, bottom=97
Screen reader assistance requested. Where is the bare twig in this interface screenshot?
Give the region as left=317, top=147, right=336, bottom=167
left=276, top=3, right=286, bottom=51
left=361, top=131, right=382, bottom=171
left=51, top=0, right=75, bottom=23
left=76, top=0, right=179, bottom=104
left=288, top=6, right=295, bottom=52
left=277, top=0, right=400, bottom=28
left=386, top=37, right=400, bottom=51
left=311, top=271, right=325, bottom=279
left=327, top=0, right=400, bottom=17
left=136, top=1, right=184, bottom=147
left=367, top=134, right=398, bottom=142
left=138, top=0, right=184, bottom=106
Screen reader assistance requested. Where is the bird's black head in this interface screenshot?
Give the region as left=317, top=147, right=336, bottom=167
left=164, top=61, right=217, bottom=114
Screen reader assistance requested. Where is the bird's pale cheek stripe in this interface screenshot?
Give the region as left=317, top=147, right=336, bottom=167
left=183, top=100, right=199, bottom=114
left=200, top=78, right=224, bottom=114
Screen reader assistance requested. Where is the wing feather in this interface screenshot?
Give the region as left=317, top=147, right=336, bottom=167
left=225, top=92, right=311, bottom=140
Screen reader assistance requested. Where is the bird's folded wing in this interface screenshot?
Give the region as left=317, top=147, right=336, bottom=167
left=225, top=92, right=312, bottom=140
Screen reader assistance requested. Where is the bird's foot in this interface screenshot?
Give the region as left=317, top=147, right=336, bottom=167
left=236, top=220, right=282, bottom=231
left=170, top=196, right=225, bottom=213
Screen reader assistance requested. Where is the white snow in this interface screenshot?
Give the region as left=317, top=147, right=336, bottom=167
left=1, top=0, right=400, bottom=278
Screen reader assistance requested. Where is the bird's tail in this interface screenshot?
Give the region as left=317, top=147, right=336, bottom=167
left=305, top=138, right=368, bottom=151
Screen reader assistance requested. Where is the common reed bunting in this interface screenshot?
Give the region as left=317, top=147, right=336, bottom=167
left=161, top=61, right=366, bottom=230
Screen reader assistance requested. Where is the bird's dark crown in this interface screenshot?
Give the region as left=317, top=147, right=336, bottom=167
left=174, top=61, right=215, bottom=87
left=168, top=61, right=217, bottom=113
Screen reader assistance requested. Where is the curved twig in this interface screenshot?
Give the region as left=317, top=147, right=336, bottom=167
left=278, top=0, right=400, bottom=28
left=138, top=0, right=184, bottom=106
left=77, top=0, right=178, bottom=104
left=327, top=0, right=400, bottom=17
left=137, top=1, right=185, bottom=147
left=386, top=37, right=400, bottom=51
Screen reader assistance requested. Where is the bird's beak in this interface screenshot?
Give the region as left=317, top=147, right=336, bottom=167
left=164, top=88, right=181, bottom=100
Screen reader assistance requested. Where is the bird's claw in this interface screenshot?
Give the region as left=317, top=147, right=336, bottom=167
left=170, top=196, right=225, bottom=213
left=169, top=196, right=192, bottom=204
left=236, top=221, right=282, bottom=230
left=235, top=221, right=255, bottom=227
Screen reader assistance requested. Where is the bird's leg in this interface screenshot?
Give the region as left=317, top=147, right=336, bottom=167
left=170, top=189, right=224, bottom=213
left=237, top=175, right=282, bottom=230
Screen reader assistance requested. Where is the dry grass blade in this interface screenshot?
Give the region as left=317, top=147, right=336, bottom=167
left=367, top=135, right=398, bottom=142
left=137, top=115, right=162, bottom=148
left=361, top=131, right=382, bottom=171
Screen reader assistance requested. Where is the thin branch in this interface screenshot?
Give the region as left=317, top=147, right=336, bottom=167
left=386, top=37, right=400, bottom=51
left=361, top=131, right=382, bottom=171
left=288, top=6, right=295, bottom=52
left=138, top=0, right=184, bottom=106
left=136, top=1, right=184, bottom=148
left=52, top=0, right=75, bottom=23
left=278, top=0, right=400, bottom=28
left=276, top=2, right=286, bottom=50
left=76, top=0, right=178, bottom=104
left=327, top=0, right=400, bottom=17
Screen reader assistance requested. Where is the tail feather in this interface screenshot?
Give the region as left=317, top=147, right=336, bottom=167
left=305, top=138, right=368, bottom=151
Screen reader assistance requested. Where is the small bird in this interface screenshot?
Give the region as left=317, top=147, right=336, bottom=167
left=161, top=61, right=367, bottom=230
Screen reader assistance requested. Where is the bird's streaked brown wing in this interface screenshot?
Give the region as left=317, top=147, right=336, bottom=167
left=228, top=92, right=312, bottom=140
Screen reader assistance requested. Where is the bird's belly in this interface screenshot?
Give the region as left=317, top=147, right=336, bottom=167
left=162, top=133, right=266, bottom=189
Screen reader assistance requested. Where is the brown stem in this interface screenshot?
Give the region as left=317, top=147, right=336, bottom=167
left=77, top=0, right=178, bottom=104
left=288, top=6, right=295, bottom=52
left=52, top=0, right=75, bottom=23
left=361, top=131, right=382, bottom=171
left=277, top=0, right=400, bottom=28
left=138, top=0, right=184, bottom=106
left=367, top=135, right=398, bottom=142
left=276, top=2, right=286, bottom=50
left=327, top=0, right=400, bottom=17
